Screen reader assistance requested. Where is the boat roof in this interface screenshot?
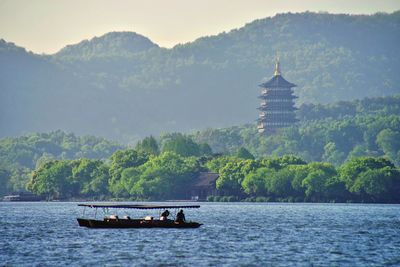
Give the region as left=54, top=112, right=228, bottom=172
left=78, top=203, right=200, bottom=209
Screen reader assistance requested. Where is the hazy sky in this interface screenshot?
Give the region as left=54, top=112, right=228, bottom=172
left=0, top=0, right=399, bottom=54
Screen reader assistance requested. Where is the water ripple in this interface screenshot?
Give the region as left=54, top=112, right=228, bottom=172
left=0, top=202, right=399, bottom=266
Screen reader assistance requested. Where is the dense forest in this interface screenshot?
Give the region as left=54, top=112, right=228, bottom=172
left=0, top=131, right=122, bottom=194
left=193, top=94, right=400, bottom=165
left=1, top=11, right=399, bottom=140
left=22, top=147, right=400, bottom=204
left=0, top=95, right=399, bottom=202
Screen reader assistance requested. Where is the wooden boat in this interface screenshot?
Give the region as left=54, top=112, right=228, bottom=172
left=77, top=203, right=202, bottom=228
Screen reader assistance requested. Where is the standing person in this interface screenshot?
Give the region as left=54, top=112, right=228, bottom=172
left=175, top=209, right=186, bottom=223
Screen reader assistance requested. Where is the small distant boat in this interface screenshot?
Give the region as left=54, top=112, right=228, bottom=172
left=77, top=203, right=203, bottom=228
left=3, top=192, right=43, bottom=201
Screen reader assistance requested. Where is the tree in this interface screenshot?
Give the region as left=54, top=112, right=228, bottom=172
left=242, top=167, right=270, bottom=195
left=322, top=142, right=346, bottom=166
left=108, top=149, right=149, bottom=196
left=205, top=156, right=239, bottom=172
left=236, top=147, right=255, bottom=160
left=339, top=157, right=398, bottom=202
left=72, top=159, right=109, bottom=197
left=0, top=169, right=11, bottom=196
left=217, top=160, right=259, bottom=195
left=259, top=155, right=306, bottom=170
left=376, top=129, right=400, bottom=165
left=135, top=136, right=159, bottom=155
left=265, top=168, right=296, bottom=198
left=350, top=167, right=400, bottom=202
left=301, top=162, right=337, bottom=201
left=198, top=143, right=213, bottom=156
left=162, top=134, right=201, bottom=157
left=9, top=167, right=31, bottom=192
left=81, top=164, right=110, bottom=197
left=28, top=160, right=73, bottom=199
left=125, top=152, right=200, bottom=199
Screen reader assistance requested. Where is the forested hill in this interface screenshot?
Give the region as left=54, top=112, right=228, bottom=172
left=55, top=32, right=159, bottom=59
left=0, top=95, right=399, bottom=200
left=192, top=94, right=400, bottom=166
left=1, top=11, right=400, bottom=141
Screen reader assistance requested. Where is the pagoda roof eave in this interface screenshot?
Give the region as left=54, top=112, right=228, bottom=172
left=259, top=75, right=297, bottom=88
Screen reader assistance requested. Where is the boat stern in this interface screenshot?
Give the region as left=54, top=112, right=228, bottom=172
left=77, top=218, right=91, bottom=227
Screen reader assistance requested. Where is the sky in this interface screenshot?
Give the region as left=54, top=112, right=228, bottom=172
left=0, top=0, right=399, bottom=54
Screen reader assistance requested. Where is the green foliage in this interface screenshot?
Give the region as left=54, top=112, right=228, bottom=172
left=192, top=96, right=400, bottom=167
left=217, top=159, right=259, bottom=195
left=115, top=152, right=200, bottom=199
left=28, top=159, right=111, bottom=199
left=2, top=12, right=400, bottom=140
left=376, top=129, right=400, bottom=165
left=236, top=147, right=255, bottom=160
left=242, top=168, right=271, bottom=195
left=265, top=168, right=296, bottom=197
left=108, top=149, right=149, bottom=196
left=0, top=169, right=11, bottom=196
left=21, top=148, right=400, bottom=203
left=205, top=156, right=239, bottom=173
left=339, top=157, right=395, bottom=190
left=1, top=94, right=399, bottom=202
left=0, top=130, right=122, bottom=170
left=56, top=32, right=158, bottom=60
left=198, top=143, right=213, bottom=156
left=322, top=142, right=346, bottom=166
left=301, top=162, right=337, bottom=200
left=231, top=157, right=394, bottom=203
left=161, top=133, right=212, bottom=157
left=81, top=164, right=110, bottom=197
left=135, top=136, right=159, bottom=155
left=28, top=160, right=73, bottom=199
left=339, top=157, right=400, bottom=202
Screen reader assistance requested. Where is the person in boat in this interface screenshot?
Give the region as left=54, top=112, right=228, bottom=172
left=160, top=210, right=170, bottom=221
left=175, top=209, right=186, bottom=223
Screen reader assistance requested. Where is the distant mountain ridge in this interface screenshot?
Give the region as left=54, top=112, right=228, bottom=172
left=55, top=32, right=159, bottom=60
left=1, top=11, right=399, bottom=141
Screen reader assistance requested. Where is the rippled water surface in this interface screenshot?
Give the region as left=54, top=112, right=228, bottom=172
left=1, top=202, right=400, bottom=266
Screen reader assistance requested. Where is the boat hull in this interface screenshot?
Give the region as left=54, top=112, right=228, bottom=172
left=77, top=218, right=202, bottom=228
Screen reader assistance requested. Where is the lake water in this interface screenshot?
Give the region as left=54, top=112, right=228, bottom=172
left=1, top=202, right=399, bottom=266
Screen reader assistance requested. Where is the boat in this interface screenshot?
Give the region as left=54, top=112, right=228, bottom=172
left=3, top=192, right=44, bottom=201
left=77, top=203, right=203, bottom=228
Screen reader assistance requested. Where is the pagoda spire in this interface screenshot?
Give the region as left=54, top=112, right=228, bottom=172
left=273, top=55, right=281, bottom=76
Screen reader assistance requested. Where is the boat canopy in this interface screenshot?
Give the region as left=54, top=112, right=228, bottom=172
left=78, top=203, right=200, bottom=209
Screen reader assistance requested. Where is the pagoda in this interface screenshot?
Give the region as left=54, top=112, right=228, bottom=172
left=257, top=58, right=298, bottom=134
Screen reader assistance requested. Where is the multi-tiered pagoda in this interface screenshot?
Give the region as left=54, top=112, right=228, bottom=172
left=257, top=59, right=298, bottom=134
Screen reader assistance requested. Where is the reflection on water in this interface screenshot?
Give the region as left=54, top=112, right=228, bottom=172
left=1, top=202, right=399, bottom=266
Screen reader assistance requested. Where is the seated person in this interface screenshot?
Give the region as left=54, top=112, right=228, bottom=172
left=175, top=209, right=186, bottom=223
left=160, top=210, right=170, bottom=221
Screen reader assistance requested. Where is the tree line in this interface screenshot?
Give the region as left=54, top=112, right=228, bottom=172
left=1, top=95, right=399, bottom=202
left=17, top=137, right=400, bottom=203
left=207, top=155, right=399, bottom=203
left=0, top=130, right=123, bottom=194
left=193, top=95, right=400, bottom=166
left=25, top=136, right=207, bottom=200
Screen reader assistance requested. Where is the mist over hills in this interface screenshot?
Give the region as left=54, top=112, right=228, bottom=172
left=1, top=11, right=399, bottom=142
left=56, top=32, right=159, bottom=59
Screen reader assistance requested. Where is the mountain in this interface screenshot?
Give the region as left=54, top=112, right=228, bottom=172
left=55, top=32, right=159, bottom=60
left=1, top=11, right=399, bottom=142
